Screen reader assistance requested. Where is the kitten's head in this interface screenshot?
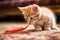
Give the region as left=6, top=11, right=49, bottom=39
left=18, top=4, right=39, bottom=24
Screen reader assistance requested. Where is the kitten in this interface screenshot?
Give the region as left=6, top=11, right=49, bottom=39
left=18, top=4, right=59, bottom=31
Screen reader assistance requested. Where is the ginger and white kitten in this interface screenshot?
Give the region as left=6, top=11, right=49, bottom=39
left=18, top=4, right=59, bottom=31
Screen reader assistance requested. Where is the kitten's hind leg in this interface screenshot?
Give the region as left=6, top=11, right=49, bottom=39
left=52, top=25, right=59, bottom=30
left=51, top=17, right=60, bottom=30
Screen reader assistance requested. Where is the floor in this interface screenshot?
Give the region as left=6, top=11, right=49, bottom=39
left=0, top=22, right=60, bottom=40
left=0, top=22, right=34, bottom=34
left=0, top=22, right=60, bottom=34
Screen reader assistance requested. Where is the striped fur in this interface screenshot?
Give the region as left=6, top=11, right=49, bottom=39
left=18, top=4, right=59, bottom=31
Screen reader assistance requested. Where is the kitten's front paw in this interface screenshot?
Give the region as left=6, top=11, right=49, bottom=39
left=44, top=27, right=51, bottom=30
left=35, top=28, right=42, bottom=31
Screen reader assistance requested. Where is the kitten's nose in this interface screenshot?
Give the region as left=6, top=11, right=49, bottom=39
left=31, top=18, right=33, bottom=19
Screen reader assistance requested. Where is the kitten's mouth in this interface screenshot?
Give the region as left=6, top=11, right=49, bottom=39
left=28, top=20, right=33, bottom=24
left=29, top=21, right=35, bottom=24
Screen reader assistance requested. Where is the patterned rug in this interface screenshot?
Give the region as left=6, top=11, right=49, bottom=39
left=0, top=30, right=60, bottom=40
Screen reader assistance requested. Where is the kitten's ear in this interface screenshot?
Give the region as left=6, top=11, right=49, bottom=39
left=32, top=6, right=38, bottom=12
left=33, top=4, right=38, bottom=6
left=17, top=7, right=25, bottom=11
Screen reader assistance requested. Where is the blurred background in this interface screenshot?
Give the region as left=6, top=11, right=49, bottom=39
left=0, top=0, right=60, bottom=23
